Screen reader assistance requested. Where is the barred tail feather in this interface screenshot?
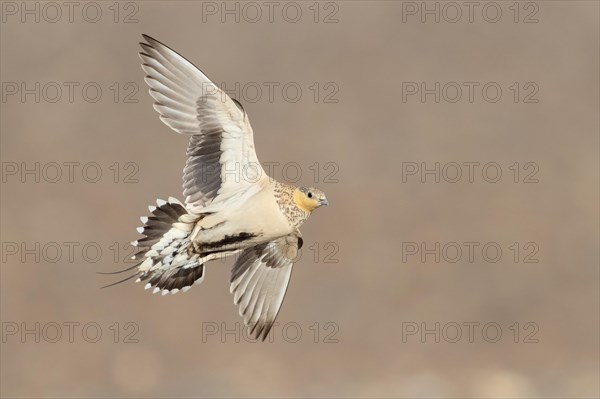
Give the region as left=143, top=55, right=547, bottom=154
left=104, top=197, right=206, bottom=294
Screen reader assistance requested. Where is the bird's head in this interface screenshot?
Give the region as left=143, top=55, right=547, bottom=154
left=293, top=186, right=329, bottom=212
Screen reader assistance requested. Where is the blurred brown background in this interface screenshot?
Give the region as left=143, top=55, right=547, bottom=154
left=1, top=1, right=598, bottom=398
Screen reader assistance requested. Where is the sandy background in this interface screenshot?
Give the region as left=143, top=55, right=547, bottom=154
left=1, top=1, right=598, bottom=397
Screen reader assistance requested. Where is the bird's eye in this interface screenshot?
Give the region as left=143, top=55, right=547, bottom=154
left=307, top=192, right=313, bottom=198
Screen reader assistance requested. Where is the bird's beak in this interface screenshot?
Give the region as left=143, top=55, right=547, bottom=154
left=320, top=198, right=329, bottom=206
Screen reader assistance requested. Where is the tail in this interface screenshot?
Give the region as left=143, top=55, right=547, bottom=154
left=101, top=197, right=205, bottom=295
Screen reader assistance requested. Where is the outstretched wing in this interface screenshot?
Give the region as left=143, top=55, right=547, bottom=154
left=230, top=232, right=303, bottom=341
left=139, top=35, right=267, bottom=211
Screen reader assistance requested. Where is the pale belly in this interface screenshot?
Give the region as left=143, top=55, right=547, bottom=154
left=190, top=186, right=292, bottom=253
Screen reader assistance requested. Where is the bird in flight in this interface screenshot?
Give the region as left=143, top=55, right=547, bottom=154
left=105, top=35, right=328, bottom=341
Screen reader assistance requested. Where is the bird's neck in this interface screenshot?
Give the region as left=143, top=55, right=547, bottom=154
left=274, top=182, right=311, bottom=228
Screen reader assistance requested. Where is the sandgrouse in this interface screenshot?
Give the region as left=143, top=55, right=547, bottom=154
left=105, top=35, right=328, bottom=341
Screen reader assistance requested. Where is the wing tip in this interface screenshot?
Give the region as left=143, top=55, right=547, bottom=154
left=141, top=34, right=160, bottom=47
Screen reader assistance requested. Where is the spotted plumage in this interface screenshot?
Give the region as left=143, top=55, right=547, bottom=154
left=274, top=181, right=311, bottom=228
left=102, top=35, right=329, bottom=341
